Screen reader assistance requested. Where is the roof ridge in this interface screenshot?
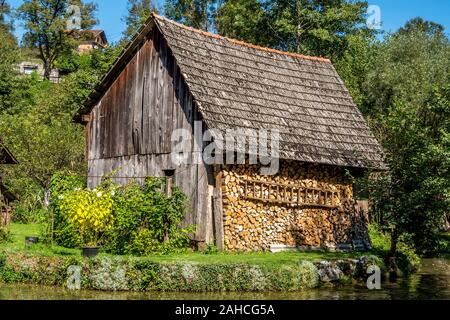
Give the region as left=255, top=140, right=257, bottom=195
left=152, top=13, right=330, bottom=63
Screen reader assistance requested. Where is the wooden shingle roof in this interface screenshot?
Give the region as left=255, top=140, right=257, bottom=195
left=76, top=14, right=385, bottom=170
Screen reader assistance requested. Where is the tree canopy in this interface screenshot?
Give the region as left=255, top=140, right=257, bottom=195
left=17, top=0, right=98, bottom=79
left=122, top=0, right=158, bottom=40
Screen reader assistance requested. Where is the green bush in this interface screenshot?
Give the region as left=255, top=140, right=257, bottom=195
left=368, top=224, right=390, bottom=254
left=396, top=235, right=421, bottom=274
left=436, top=234, right=450, bottom=256
left=47, top=173, right=86, bottom=247
left=267, top=261, right=319, bottom=291
left=0, top=252, right=6, bottom=268
left=0, top=227, right=10, bottom=243
left=9, top=181, right=47, bottom=224
left=369, top=224, right=421, bottom=274
left=104, top=177, right=194, bottom=255
left=49, top=175, right=194, bottom=255
left=13, top=206, right=46, bottom=225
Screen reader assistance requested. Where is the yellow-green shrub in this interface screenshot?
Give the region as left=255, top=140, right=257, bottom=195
left=59, top=189, right=114, bottom=247
left=50, top=176, right=194, bottom=255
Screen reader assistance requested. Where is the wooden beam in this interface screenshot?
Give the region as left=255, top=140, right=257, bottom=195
left=213, top=188, right=224, bottom=251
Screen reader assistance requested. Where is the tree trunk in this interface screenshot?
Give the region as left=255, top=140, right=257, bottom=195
left=43, top=59, right=52, bottom=80
left=390, top=226, right=399, bottom=256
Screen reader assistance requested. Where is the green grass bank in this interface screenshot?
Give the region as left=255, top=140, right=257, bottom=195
left=0, top=224, right=385, bottom=292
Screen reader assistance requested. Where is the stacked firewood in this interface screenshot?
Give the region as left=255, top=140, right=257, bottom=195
left=221, top=161, right=369, bottom=251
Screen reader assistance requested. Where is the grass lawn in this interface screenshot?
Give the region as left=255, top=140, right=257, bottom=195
left=1, top=223, right=375, bottom=267
left=0, top=223, right=80, bottom=256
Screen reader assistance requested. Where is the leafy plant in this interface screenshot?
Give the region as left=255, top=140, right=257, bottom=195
left=59, top=188, right=114, bottom=247
left=0, top=226, right=10, bottom=243
left=106, top=177, right=194, bottom=255
left=50, top=175, right=194, bottom=255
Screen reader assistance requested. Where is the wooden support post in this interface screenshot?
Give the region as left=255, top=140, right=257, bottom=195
left=165, top=176, right=173, bottom=197
left=213, top=188, right=224, bottom=251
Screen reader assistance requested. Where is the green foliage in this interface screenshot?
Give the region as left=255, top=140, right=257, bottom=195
left=202, top=243, right=219, bottom=255
left=214, top=0, right=374, bottom=60
left=0, top=253, right=322, bottom=292
left=107, top=177, right=194, bottom=255
left=267, top=261, right=319, bottom=291
left=262, top=0, right=372, bottom=59
left=17, top=0, right=98, bottom=78
left=48, top=173, right=86, bottom=247
left=216, top=0, right=269, bottom=46
left=351, top=24, right=450, bottom=256
left=123, top=0, right=158, bottom=40
left=368, top=89, right=450, bottom=254
left=436, top=233, right=450, bottom=258
left=0, top=25, right=19, bottom=112
left=363, top=26, right=450, bottom=117
left=0, top=227, right=10, bottom=243
left=164, top=0, right=216, bottom=30
left=59, top=189, right=115, bottom=247
left=50, top=176, right=194, bottom=255
left=0, top=41, right=120, bottom=221
left=368, top=224, right=390, bottom=253
left=333, top=31, right=376, bottom=108
left=368, top=224, right=421, bottom=274
left=398, top=17, right=445, bottom=38
left=396, top=236, right=421, bottom=274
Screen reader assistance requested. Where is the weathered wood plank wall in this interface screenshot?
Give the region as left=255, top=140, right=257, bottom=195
left=84, top=28, right=215, bottom=243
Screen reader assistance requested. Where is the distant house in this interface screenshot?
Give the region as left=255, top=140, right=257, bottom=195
left=0, top=141, right=18, bottom=227
left=17, top=30, right=109, bottom=83
left=75, top=14, right=385, bottom=252
left=17, top=61, right=61, bottom=83
left=67, top=29, right=109, bottom=54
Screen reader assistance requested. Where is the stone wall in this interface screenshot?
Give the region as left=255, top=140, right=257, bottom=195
left=221, top=161, right=370, bottom=251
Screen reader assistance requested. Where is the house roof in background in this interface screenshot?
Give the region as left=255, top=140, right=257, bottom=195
left=65, top=29, right=109, bottom=46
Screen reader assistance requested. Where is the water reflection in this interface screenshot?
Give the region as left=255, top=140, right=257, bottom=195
left=0, top=259, right=448, bottom=300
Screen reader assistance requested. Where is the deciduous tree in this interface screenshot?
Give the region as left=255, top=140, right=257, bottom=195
left=123, top=0, right=158, bottom=40
left=164, top=0, right=218, bottom=31
left=17, top=0, right=98, bottom=79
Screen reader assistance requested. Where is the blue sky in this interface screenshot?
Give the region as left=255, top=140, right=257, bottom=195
left=7, top=0, right=450, bottom=44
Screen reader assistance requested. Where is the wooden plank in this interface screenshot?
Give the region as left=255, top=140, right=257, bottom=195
left=125, top=53, right=136, bottom=156
left=156, top=31, right=165, bottom=154
left=141, top=40, right=151, bottom=154
left=163, top=45, right=174, bottom=153
left=148, top=32, right=159, bottom=154
left=213, top=187, right=224, bottom=251
left=132, top=49, right=143, bottom=155
left=99, top=99, right=106, bottom=159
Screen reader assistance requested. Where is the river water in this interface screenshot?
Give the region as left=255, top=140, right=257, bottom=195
left=0, top=259, right=448, bottom=300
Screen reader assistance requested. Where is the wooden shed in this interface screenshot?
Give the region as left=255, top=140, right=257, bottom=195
left=75, top=14, right=384, bottom=251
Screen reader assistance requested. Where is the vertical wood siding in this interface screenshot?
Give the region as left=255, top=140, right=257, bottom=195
left=85, top=28, right=214, bottom=243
